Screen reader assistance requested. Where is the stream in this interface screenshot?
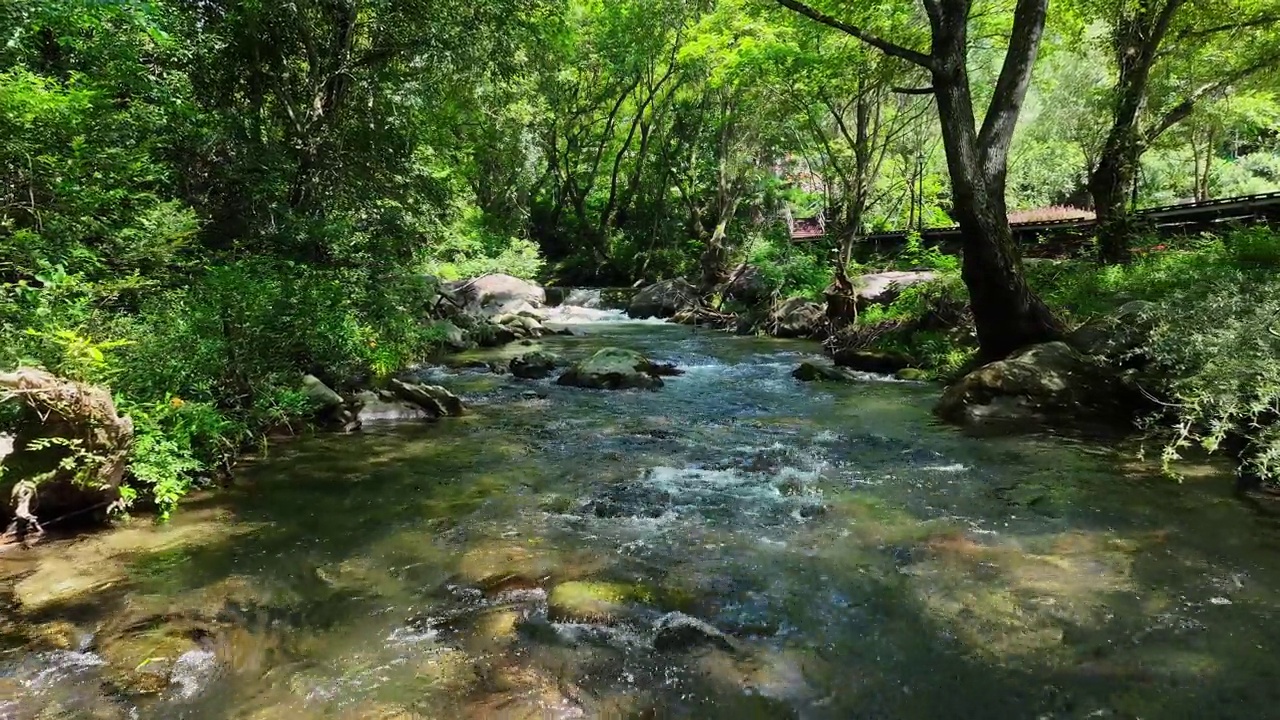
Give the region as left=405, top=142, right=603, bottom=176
left=4, top=308, right=1280, bottom=719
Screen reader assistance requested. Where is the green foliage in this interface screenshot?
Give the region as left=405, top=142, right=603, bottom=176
left=747, top=236, right=832, bottom=301
left=1137, top=268, right=1280, bottom=483
left=895, top=233, right=960, bottom=272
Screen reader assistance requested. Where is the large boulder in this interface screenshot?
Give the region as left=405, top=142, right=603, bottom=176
left=627, top=279, right=700, bottom=319
left=854, top=271, right=938, bottom=307
left=452, top=274, right=546, bottom=317
left=768, top=297, right=827, bottom=339
left=556, top=348, right=672, bottom=390
left=510, top=352, right=560, bottom=380
left=388, top=380, right=466, bottom=418
left=935, top=342, right=1123, bottom=427
left=722, top=264, right=772, bottom=306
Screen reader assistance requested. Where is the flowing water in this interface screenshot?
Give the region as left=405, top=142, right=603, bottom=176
left=4, top=311, right=1280, bottom=719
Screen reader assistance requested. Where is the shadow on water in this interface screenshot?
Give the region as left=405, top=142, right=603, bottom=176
left=4, top=317, right=1280, bottom=719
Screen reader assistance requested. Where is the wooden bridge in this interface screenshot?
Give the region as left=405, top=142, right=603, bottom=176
left=787, top=191, right=1280, bottom=252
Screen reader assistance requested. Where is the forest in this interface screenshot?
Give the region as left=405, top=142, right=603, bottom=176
left=2, top=0, right=1280, bottom=516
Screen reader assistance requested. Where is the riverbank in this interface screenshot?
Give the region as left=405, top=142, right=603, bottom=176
left=4, top=314, right=1278, bottom=719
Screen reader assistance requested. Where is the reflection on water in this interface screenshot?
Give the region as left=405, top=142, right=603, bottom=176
left=4, top=314, right=1280, bottom=719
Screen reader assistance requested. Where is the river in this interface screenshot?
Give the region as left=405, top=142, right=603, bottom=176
left=3, top=309, right=1280, bottom=719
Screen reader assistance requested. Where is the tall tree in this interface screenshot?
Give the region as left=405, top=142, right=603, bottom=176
left=774, top=0, right=1063, bottom=360
left=1085, top=0, right=1280, bottom=262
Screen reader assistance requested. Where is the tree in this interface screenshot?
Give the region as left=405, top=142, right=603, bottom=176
left=774, top=0, right=1063, bottom=360
left=1084, top=0, right=1280, bottom=262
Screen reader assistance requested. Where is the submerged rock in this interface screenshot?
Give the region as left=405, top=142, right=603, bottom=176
left=767, top=297, right=827, bottom=339
left=652, top=612, right=735, bottom=652
left=792, top=362, right=860, bottom=383
left=935, top=342, right=1123, bottom=427
left=628, top=278, right=700, bottom=319
left=556, top=348, right=671, bottom=391
left=388, top=380, right=465, bottom=418
left=510, top=351, right=560, bottom=380
left=547, top=581, right=648, bottom=624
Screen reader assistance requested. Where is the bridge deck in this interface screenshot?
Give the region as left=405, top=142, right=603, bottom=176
left=788, top=191, right=1280, bottom=244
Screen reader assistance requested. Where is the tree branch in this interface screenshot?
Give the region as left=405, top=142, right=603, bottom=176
left=977, top=0, right=1048, bottom=174
left=1144, top=51, right=1280, bottom=143
left=773, top=0, right=935, bottom=70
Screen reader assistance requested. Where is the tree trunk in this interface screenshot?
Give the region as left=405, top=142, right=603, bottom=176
left=1087, top=1, right=1185, bottom=263
left=934, top=73, right=1062, bottom=362
left=1089, top=148, right=1138, bottom=264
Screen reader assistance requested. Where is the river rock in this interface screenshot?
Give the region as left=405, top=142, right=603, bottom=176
left=855, top=271, right=938, bottom=306
left=469, top=322, right=518, bottom=348
left=768, top=297, right=827, bottom=339
left=556, top=348, right=670, bottom=390
left=349, top=391, right=430, bottom=424
left=627, top=278, right=700, bottom=319
left=97, top=626, right=202, bottom=696
left=494, top=314, right=546, bottom=338
left=935, top=342, right=1120, bottom=426
left=832, top=349, right=914, bottom=374
left=388, top=380, right=465, bottom=417
left=792, top=362, right=860, bottom=383
left=510, top=352, right=560, bottom=380
left=652, top=612, right=735, bottom=652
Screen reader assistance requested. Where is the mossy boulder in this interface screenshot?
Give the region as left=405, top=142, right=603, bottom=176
left=546, top=581, right=654, bottom=624
left=556, top=348, right=671, bottom=391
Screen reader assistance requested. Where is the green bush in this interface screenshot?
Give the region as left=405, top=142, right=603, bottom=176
left=1137, top=269, right=1280, bottom=483
left=747, top=236, right=832, bottom=301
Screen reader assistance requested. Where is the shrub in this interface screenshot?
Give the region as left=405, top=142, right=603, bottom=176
left=747, top=236, right=832, bottom=301
left=1138, top=270, right=1280, bottom=483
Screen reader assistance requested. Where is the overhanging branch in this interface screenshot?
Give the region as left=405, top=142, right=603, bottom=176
left=773, top=0, right=935, bottom=70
